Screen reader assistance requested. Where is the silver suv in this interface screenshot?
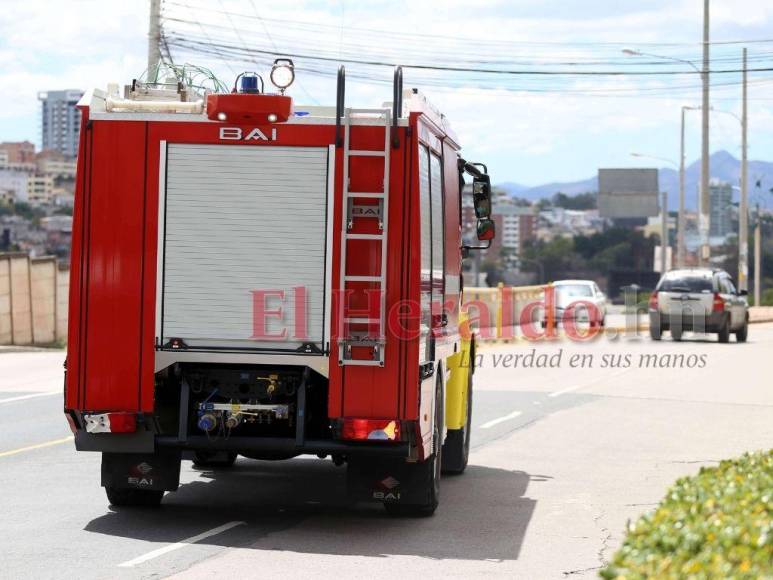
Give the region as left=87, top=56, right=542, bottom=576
left=648, top=268, right=749, bottom=343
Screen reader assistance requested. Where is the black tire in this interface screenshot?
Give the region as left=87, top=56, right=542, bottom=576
left=385, top=376, right=442, bottom=517
left=442, top=369, right=472, bottom=475
left=105, top=486, right=164, bottom=507
left=192, top=450, right=238, bottom=468
left=649, top=324, right=662, bottom=341
left=735, top=321, right=748, bottom=343
left=718, top=317, right=730, bottom=343
left=671, top=326, right=683, bottom=342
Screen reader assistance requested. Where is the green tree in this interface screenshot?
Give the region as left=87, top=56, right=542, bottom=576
left=522, top=236, right=579, bottom=281
left=552, top=191, right=597, bottom=210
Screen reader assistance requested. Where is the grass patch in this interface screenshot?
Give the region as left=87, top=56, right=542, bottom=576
left=601, top=450, right=772, bottom=579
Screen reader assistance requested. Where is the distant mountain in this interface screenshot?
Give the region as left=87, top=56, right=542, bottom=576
left=497, top=182, right=530, bottom=196
left=513, top=177, right=598, bottom=201
left=501, top=151, right=773, bottom=209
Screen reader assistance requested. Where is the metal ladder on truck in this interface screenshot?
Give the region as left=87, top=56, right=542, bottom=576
left=338, top=108, right=391, bottom=367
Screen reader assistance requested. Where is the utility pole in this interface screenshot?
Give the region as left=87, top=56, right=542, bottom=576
left=661, top=191, right=669, bottom=273
left=754, top=203, right=761, bottom=305
left=148, top=0, right=162, bottom=81
left=739, top=48, right=749, bottom=291
left=678, top=107, right=688, bottom=268
left=699, top=0, right=711, bottom=266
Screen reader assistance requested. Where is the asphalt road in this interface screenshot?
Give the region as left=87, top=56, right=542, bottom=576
left=1, top=325, right=772, bottom=579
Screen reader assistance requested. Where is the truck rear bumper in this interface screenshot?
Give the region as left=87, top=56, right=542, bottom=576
left=74, top=429, right=409, bottom=458
left=156, top=435, right=409, bottom=457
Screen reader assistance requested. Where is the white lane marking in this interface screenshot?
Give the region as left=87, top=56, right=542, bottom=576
left=548, top=384, right=583, bottom=398
left=479, top=410, right=522, bottom=429
left=0, top=391, right=59, bottom=405
left=117, top=521, right=246, bottom=568
left=549, top=368, right=634, bottom=398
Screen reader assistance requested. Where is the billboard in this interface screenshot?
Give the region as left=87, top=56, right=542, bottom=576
left=598, top=168, right=659, bottom=218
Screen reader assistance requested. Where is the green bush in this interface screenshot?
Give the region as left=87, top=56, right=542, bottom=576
left=749, top=288, right=773, bottom=307
left=601, top=450, right=773, bottom=579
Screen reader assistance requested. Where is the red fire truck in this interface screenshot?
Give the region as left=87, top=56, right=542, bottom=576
left=65, top=61, right=495, bottom=515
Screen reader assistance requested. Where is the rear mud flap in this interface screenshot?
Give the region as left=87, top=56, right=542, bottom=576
left=101, top=450, right=182, bottom=492
left=347, top=457, right=432, bottom=505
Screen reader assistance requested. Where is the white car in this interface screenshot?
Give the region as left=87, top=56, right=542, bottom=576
left=648, top=268, right=749, bottom=342
left=542, top=280, right=607, bottom=328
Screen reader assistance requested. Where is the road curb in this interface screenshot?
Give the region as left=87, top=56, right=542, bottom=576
left=476, top=318, right=773, bottom=348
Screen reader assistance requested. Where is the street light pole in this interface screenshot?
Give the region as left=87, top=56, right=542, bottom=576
left=754, top=203, right=761, bottom=305
left=699, top=0, right=711, bottom=266
left=661, top=191, right=669, bottom=273
left=679, top=107, right=690, bottom=268
left=621, top=49, right=708, bottom=269
left=739, top=47, right=749, bottom=291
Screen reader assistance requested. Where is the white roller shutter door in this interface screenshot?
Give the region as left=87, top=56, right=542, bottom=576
left=160, top=144, right=329, bottom=351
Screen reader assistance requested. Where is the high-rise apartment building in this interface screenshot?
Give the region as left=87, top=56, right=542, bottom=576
left=38, top=90, right=84, bottom=158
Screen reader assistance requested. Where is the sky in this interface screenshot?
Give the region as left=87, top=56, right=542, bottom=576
left=1, top=0, right=773, bottom=186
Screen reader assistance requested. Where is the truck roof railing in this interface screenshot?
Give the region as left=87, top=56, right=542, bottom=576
left=336, top=64, right=403, bottom=149
left=336, top=66, right=346, bottom=147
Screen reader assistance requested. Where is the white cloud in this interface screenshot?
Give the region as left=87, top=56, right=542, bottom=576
left=1, top=0, right=772, bottom=183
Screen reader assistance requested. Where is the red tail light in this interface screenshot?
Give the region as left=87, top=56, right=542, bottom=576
left=341, top=418, right=400, bottom=441
left=108, top=413, right=137, bottom=433
left=712, top=292, right=725, bottom=312
left=648, top=292, right=658, bottom=310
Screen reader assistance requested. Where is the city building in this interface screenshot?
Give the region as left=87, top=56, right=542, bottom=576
left=38, top=90, right=84, bottom=158
left=709, top=178, right=733, bottom=239
left=462, top=189, right=537, bottom=265
left=52, top=189, right=75, bottom=208
left=0, top=141, right=36, bottom=171
left=27, top=174, right=55, bottom=205
left=497, top=197, right=537, bottom=264
left=0, top=170, right=30, bottom=203
left=0, top=189, right=15, bottom=205
left=538, top=207, right=607, bottom=240
left=36, top=156, right=77, bottom=179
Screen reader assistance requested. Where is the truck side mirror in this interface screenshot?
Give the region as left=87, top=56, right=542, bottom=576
left=472, top=175, right=491, bottom=219
left=476, top=218, right=495, bottom=241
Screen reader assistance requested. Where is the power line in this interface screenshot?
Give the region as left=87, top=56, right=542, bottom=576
left=167, top=42, right=773, bottom=99
left=161, top=16, right=773, bottom=68
left=164, top=35, right=773, bottom=77
left=177, top=0, right=238, bottom=76
left=162, top=2, right=773, bottom=49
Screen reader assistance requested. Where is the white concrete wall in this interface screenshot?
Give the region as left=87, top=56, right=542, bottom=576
left=56, top=264, right=69, bottom=342
left=0, top=253, right=69, bottom=346
left=30, top=258, right=57, bottom=344
left=0, top=258, right=11, bottom=344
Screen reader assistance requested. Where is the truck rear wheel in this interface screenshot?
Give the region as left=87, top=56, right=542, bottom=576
left=192, top=450, right=237, bottom=468
left=105, top=486, right=164, bottom=507
left=384, top=376, right=443, bottom=517
left=442, top=369, right=472, bottom=475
